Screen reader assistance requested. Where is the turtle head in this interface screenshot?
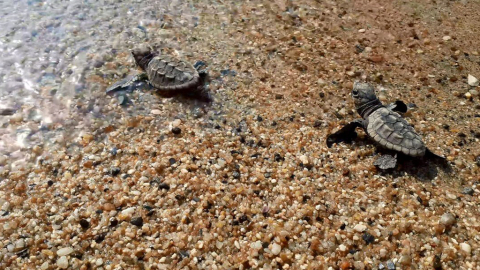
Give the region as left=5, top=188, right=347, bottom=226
left=131, top=45, right=156, bottom=70
left=352, top=82, right=377, bottom=108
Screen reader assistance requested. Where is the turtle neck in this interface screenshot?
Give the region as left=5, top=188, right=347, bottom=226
left=356, top=98, right=384, bottom=118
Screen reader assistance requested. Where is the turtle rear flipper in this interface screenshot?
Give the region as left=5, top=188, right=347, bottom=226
left=326, top=119, right=364, bottom=147
left=373, top=154, right=397, bottom=170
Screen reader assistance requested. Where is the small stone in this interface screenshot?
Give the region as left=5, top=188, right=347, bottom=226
left=469, top=89, right=479, bottom=96
left=465, top=92, right=472, bottom=99
left=461, top=187, right=474, bottom=195
left=476, top=155, right=480, bottom=166
left=40, top=262, right=49, bottom=270
left=56, top=256, right=69, bottom=269
left=399, top=255, right=411, bottom=266
left=460, top=242, right=471, bottom=254
left=57, top=247, right=74, bottom=256
left=468, top=74, right=479, bottom=86
left=171, top=127, right=182, bottom=134
left=358, top=28, right=366, bottom=33
left=439, top=212, right=456, bottom=227
left=79, top=219, right=90, bottom=229
left=271, top=243, right=281, bottom=255
left=354, top=224, right=367, bottom=232
left=362, top=232, right=375, bottom=244
left=131, top=216, right=143, bottom=227
left=442, top=35, right=451, bottom=41
left=110, top=218, right=118, bottom=227
left=340, top=261, right=351, bottom=270
left=0, top=108, right=15, bottom=116
left=151, top=109, right=162, bottom=115
left=158, top=183, right=170, bottom=190
left=387, top=260, right=396, bottom=270
left=110, top=167, right=121, bottom=176
left=96, top=258, right=104, bottom=266
left=299, top=155, right=309, bottom=164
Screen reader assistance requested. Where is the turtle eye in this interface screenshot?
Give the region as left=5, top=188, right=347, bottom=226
left=352, top=90, right=359, bottom=96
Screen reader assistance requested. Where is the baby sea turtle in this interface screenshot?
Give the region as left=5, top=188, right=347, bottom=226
left=327, top=82, right=443, bottom=169
left=106, top=45, right=211, bottom=102
left=132, top=46, right=210, bottom=100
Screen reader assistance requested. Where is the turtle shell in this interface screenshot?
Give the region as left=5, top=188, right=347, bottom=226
left=146, top=55, right=200, bottom=91
left=366, top=107, right=426, bottom=157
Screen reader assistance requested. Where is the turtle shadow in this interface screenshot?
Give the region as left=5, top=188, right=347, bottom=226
left=374, top=150, right=452, bottom=181
left=153, top=88, right=213, bottom=105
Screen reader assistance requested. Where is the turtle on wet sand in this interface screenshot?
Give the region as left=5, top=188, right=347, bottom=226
left=106, top=45, right=211, bottom=101
left=327, top=82, right=444, bottom=169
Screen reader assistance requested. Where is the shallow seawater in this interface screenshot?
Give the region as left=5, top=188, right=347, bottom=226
left=0, top=0, right=200, bottom=169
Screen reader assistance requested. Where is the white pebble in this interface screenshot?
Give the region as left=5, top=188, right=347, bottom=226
left=468, top=74, right=479, bottom=86
left=338, top=244, right=346, bottom=252
left=56, top=256, right=69, bottom=269
left=358, top=28, right=366, bottom=33
left=442, top=35, right=451, bottom=41
left=151, top=109, right=162, bottom=115
left=57, top=247, right=74, bottom=256
left=96, top=258, right=104, bottom=266
left=354, top=224, right=367, bottom=232
left=121, top=207, right=136, bottom=216
left=299, top=155, right=309, bottom=164
left=440, top=212, right=456, bottom=226
left=460, top=242, right=471, bottom=254
left=271, top=243, right=281, bottom=255
left=40, top=262, right=49, bottom=270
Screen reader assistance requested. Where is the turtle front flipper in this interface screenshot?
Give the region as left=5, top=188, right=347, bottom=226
left=106, top=73, right=149, bottom=95
left=386, top=100, right=408, bottom=114
left=326, top=119, right=364, bottom=148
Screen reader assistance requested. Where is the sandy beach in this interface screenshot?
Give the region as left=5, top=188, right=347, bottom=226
left=1, top=0, right=480, bottom=269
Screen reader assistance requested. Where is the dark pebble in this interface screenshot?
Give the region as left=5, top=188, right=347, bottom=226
left=110, top=147, right=118, bottom=156
left=462, top=187, right=474, bottom=195
left=169, top=158, right=176, bottom=165
left=0, top=108, right=15, bottom=116
left=433, top=255, right=442, bottom=270
left=131, top=216, right=143, bottom=227
left=313, top=120, right=322, bottom=128
left=362, top=232, right=375, bottom=244
left=275, top=94, right=283, bottom=99
left=476, top=155, right=480, bottom=166
left=94, top=232, right=106, bottom=243
left=79, top=219, right=90, bottom=229
left=110, top=167, right=121, bottom=176
left=158, top=183, right=170, bottom=190
left=172, top=127, right=182, bottom=134
left=179, top=250, right=190, bottom=259
left=256, top=115, right=263, bottom=122
left=274, top=153, right=284, bottom=162
left=233, top=171, right=241, bottom=179
left=109, top=218, right=118, bottom=227
left=47, top=180, right=54, bottom=186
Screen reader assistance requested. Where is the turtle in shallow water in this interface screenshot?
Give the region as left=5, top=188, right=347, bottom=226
left=327, top=82, right=443, bottom=169
left=106, top=45, right=211, bottom=101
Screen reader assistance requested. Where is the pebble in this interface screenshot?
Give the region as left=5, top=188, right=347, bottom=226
left=439, top=212, right=456, bottom=227
left=131, top=216, right=143, bottom=227
left=151, top=109, right=162, bottom=115
left=460, top=242, right=471, bottom=254
left=362, top=232, right=375, bottom=244
left=442, top=35, right=451, bottom=41
left=354, top=224, right=367, bottom=232
left=172, top=127, right=182, bottom=134
left=57, top=247, right=74, bottom=256
left=462, top=187, right=474, bottom=195
left=271, top=243, right=281, bottom=255
left=79, top=219, right=90, bottom=229
left=96, top=258, right=104, bottom=266
left=56, top=256, right=68, bottom=269
left=468, top=74, right=479, bottom=86
left=358, top=28, right=366, bottom=33
left=387, top=260, right=396, bottom=270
